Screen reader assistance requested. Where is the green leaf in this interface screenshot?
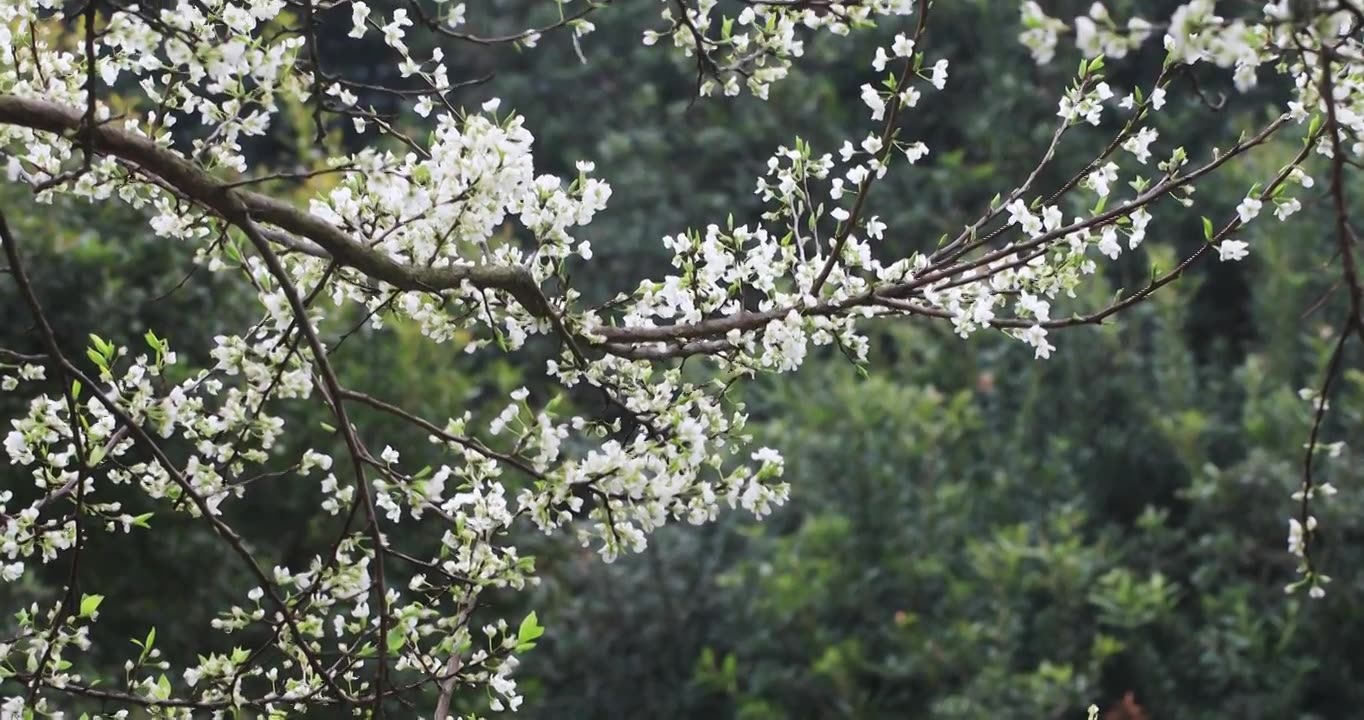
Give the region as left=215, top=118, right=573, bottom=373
left=79, top=594, right=104, bottom=618
left=1308, top=113, right=1323, bottom=138
left=131, top=512, right=154, bottom=529
left=516, top=611, right=545, bottom=652
left=134, top=626, right=157, bottom=663
left=1202, top=216, right=1214, bottom=240
left=70, top=379, right=81, bottom=399
left=224, top=238, right=242, bottom=263
left=385, top=626, right=406, bottom=651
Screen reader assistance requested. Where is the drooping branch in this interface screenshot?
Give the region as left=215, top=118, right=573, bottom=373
left=0, top=209, right=361, bottom=706
left=0, top=95, right=554, bottom=318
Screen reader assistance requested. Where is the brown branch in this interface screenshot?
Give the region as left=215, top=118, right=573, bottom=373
left=0, top=208, right=358, bottom=706
left=0, top=95, right=554, bottom=319
left=1294, top=37, right=1364, bottom=581
left=587, top=113, right=1291, bottom=354
left=230, top=213, right=392, bottom=714
left=810, top=0, right=930, bottom=294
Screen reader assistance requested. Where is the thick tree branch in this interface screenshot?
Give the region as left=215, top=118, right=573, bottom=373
left=0, top=95, right=553, bottom=317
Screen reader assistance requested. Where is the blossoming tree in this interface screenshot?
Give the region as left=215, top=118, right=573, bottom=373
left=1, top=0, right=1360, bottom=716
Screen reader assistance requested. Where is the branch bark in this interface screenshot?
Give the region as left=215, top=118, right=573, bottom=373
left=0, top=95, right=553, bottom=317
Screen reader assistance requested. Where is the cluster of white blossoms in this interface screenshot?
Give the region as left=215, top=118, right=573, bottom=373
left=1, top=0, right=1361, bottom=715
left=643, top=0, right=918, bottom=99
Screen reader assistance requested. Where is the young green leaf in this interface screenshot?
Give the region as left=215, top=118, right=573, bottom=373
left=516, top=611, right=545, bottom=651
left=79, top=594, right=104, bottom=618
left=386, top=626, right=406, bottom=651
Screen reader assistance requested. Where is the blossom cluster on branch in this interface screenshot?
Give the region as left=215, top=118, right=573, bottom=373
left=0, top=0, right=1361, bottom=716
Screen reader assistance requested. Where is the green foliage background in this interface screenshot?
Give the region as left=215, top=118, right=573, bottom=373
left=4, top=1, right=1364, bottom=717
